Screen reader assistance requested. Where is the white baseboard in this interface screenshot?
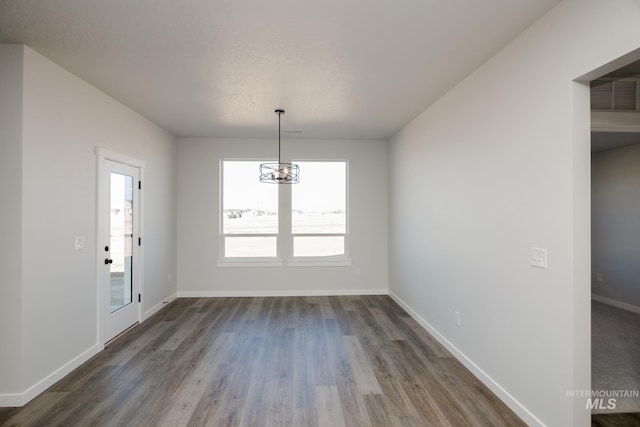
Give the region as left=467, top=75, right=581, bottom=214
left=0, top=392, right=22, bottom=407
left=0, top=292, right=177, bottom=408
left=0, top=343, right=101, bottom=408
left=591, top=294, right=640, bottom=314
left=177, top=288, right=388, bottom=298
left=388, top=291, right=544, bottom=427
left=143, top=292, right=177, bottom=320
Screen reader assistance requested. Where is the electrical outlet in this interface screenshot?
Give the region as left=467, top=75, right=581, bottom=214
left=455, top=311, right=461, bottom=326
left=531, top=247, right=547, bottom=269
left=596, top=273, right=603, bottom=283
left=355, top=268, right=361, bottom=277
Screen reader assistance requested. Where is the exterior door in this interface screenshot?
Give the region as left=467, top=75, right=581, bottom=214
left=100, top=159, right=140, bottom=343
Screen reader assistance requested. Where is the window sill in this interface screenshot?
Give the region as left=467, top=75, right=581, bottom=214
left=217, top=259, right=283, bottom=268
left=287, top=259, right=352, bottom=267
left=216, top=259, right=352, bottom=268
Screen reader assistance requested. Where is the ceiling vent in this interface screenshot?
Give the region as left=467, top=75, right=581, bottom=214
left=591, top=78, right=639, bottom=111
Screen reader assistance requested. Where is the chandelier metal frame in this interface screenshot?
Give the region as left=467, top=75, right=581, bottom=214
left=259, top=109, right=299, bottom=184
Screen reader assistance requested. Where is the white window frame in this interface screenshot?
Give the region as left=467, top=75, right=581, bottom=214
left=217, top=158, right=350, bottom=267
left=218, top=159, right=282, bottom=267
left=288, top=160, right=350, bottom=266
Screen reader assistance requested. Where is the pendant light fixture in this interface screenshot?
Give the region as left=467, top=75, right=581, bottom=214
left=260, top=109, right=299, bottom=184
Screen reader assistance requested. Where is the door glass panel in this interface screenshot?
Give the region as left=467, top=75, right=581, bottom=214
left=110, top=173, right=134, bottom=313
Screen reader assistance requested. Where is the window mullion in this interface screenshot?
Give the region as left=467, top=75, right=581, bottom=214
left=278, top=183, right=293, bottom=260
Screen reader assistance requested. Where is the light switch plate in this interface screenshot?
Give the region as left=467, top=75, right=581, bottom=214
left=531, top=247, right=547, bottom=269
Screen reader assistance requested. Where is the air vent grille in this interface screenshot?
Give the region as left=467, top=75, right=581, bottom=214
left=591, top=79, right=638, bottom=111
left=590, top=80, right=612, bottom=110
left=614, top=80, right=637, bottom=110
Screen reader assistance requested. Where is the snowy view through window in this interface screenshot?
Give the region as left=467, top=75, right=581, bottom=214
left=222, top=161, right=346, bottom=258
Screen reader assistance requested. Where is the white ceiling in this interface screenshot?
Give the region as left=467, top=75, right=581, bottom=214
left=0, top=0, right=561, bottom=140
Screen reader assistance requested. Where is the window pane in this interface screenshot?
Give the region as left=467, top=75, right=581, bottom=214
left=292, top=162, right=346, bottom=234
left=110, top=173, right=134, bottom=313
left=223, top=161, right=278, bottom=234
left=294, top=236, right=344, bottom=257
left=225, top=236, right=277, bottom=258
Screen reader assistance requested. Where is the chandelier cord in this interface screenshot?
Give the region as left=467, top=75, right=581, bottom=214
left=278, top=111, right=281, bottom=164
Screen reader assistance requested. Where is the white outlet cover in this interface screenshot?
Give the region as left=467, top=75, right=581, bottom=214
left=531, top=247, right=547, bottom=269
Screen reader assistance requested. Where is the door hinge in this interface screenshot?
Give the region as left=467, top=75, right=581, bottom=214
left=138, top=294, right=141, bottom=303
left=138, top=237, right=141, bottom=246
left=138, top=181, right=141, bottom=190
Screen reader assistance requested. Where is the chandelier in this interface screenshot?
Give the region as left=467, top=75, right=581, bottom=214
left=259, top=109, right=300, bottom=184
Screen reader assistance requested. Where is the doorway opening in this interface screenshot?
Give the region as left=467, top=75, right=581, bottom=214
left=587, top=56, right=640, bottom=420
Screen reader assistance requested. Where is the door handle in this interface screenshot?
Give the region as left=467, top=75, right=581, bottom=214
left=104, top=258, right=113, bottom=265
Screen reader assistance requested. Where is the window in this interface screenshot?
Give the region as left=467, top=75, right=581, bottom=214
left=222, top=161, right=278, bottom=258
left=220, top=160, right=348, bottom=264
left=292, top=161, right=346, bottom=258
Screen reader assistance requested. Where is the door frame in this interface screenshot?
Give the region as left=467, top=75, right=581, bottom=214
left=572, top=47, right=640, bottom=424
left=96, top=147, right=145, bottom=346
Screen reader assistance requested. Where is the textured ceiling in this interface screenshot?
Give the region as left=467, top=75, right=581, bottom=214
left=0, top=0, right=561, bottom=139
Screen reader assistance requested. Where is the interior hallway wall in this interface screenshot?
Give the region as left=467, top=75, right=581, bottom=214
left=0, top=45, right=178, bottom=405
left=388, top=1, right=640, bottom=425
left=592, top=143, right=640, bottom=309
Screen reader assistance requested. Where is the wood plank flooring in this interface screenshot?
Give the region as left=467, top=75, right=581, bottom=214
left=0, top=296, right=525, bottom=426
left=591, top=412, right=640, bottom=427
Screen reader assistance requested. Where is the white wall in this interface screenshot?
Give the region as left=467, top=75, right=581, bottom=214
left=592, top=143, right=640, bottom=308
left=0, top=45, right=24, bottom=396
left=388, top=1, right=640, bottom=426
left=177, top=138, right=388, bottom=295
left=2, top=46, right=178, bottom=401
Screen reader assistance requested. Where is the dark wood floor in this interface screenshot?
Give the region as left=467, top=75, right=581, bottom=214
left=0, top=296, right=526, bottom=426
left=592, top=412, right=640, bottom=427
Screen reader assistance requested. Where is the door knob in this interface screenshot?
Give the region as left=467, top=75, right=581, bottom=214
left=104, top=258, right=113, bottom=265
